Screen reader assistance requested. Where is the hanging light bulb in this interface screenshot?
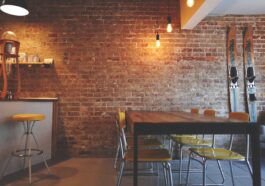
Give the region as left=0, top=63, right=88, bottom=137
left=186, top=0, right=195, bottom=7
left=156, top=32, right=160, bottom=47
left=167, top=16, right=172, bottom=33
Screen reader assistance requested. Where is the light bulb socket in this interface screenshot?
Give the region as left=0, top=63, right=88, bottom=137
left=167, top=16, right=171, bottom=24
left=156, top=33, right=160, bottom=40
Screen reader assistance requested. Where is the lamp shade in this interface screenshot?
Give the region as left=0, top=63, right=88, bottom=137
left=0, top=0, right=29, bottom=16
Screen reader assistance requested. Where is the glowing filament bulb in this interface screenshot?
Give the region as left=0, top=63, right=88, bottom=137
left=156, top=33, right=160, bottom=47
left=167, top=16, right=172, bottom=33
left=186, top=0, right=195, bottom=7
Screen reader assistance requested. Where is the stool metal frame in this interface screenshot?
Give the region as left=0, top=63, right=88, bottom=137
left=1, top=120, right=50, bottom=184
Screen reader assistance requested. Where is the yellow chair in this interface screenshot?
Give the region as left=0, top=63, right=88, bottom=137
left=191, top=108, right=199, bottom=114
left=114, top=112, right=162, bottom=169
left=170, top=109, right=215, bottom=184
left=186, top=112, right=253, bottom=186
left=1, top=114, right=50, bottom=184
left=170, top=108, right=199, bottom=141
left=116, top=113, right=173, bottom=186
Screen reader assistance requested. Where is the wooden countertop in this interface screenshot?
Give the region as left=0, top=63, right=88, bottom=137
left=0, top=97, right=58, bottom=102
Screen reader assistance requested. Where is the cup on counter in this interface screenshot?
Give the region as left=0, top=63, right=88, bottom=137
left=33, top=55, right=40, bottom=62
left=19, top=53, right=27, bottom=63
left=28, top=54, right=40, bottom=63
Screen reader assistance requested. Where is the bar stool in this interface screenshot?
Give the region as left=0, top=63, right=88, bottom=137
left=1, top=114, right=50, bottom=184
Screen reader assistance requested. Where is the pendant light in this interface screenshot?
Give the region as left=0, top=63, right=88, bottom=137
left=166, top=0, right=172, bottom=32
left=156, top=32, right=160, bottom=47
left=155, top=0, right=160, bottom=47
left=167, top=16, right=172, bottom=33
left=186, top=0, right=195, bottom=7
left=0, top=0, right=29, bottom=16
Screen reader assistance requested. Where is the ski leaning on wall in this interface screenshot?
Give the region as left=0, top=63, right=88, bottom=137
left=243, top=26, right=257, bottom=122
left=227, top=26, right=239, bottom=112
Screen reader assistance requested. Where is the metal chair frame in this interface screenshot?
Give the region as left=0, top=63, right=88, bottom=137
left=186, top=112, right=253, bottom=186
left=170, top=109, right=216, bottom=184
left=116, top=124, right=173, bottom=186
left=114, top=112, right=162, bottom=170
left=1, top=120, right=50, bottom=184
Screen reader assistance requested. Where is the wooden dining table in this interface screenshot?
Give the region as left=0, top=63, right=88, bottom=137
left=126, top=111, right=235, bottom=133
left=126, top=111, right=262, bottom=186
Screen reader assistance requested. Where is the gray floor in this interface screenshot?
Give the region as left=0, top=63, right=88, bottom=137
left=1, top=157, right=265, bottom=186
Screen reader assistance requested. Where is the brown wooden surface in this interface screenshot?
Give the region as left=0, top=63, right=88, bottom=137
left=52, top=100, right=59, bottom=159
left=126, top=111, right=237, bottom=133
left=0, top=97, right=59, bottom=101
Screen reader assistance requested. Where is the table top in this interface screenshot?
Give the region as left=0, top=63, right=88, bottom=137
left=128, top=111, right=262, bottom=186
left=126, top=111, right=237, bottom=133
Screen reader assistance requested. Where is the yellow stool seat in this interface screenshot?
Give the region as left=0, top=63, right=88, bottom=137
left=11, top=114, right=45, bottom=121
left=190, top=148, right=245, bottom=160
left=125, top=149, right=172, bottom=162
left=174, top=137, right=212, bottom=146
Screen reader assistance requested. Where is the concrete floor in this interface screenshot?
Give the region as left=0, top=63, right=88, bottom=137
left=1, top=157, right=265, bottom=186
left=1, top=158, right=116, bottom=186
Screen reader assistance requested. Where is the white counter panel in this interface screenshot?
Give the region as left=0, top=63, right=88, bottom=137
left=0, top=101, right=53, bottom=176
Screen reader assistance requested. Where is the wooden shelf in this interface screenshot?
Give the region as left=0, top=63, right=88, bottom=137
left=0, top=61, right=53, bottom=65
left=0, top=53, right=19, bottom=58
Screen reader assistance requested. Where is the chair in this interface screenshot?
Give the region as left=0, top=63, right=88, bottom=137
left=191, top=108, right=199, bottom=114
left=186, top=112, right=253, bottom=186
left=114, top=112, right=162, bottom=169
left=1, top=114, right=50, bottom=184
left=170, top=109, right=215, bottom=184
left=116, top=113, right=173, bottom=186
left=170, top=108, right=199, bottom=140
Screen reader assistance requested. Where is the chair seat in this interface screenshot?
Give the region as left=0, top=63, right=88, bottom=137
left=125, top=149, right=172, bottom=162
left=171, top=135, right=196, bottom=141
left=174, top=137, right=212, bottom=146
left=11, top=114, right=45, bottom=121
left=190, top=148, right=245, bottom=160
left=127, top=138, right=162, bottom=148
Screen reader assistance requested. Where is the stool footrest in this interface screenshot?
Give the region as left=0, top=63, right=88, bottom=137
left=12, top=148, right=43, bottom=157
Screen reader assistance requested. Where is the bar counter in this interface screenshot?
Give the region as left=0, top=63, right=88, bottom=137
left=0, top=97, right=58, bottom=176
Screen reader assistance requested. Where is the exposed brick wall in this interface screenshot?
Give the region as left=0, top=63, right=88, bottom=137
left=0, top=0, right=264, bottom=156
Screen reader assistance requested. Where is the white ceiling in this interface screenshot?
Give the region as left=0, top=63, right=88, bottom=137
left=210, top=0, right=265, bottom=16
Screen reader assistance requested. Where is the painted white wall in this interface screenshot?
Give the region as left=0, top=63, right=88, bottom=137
left=0, top=101, right=52, bottom=176
left=210, top=0, right=265, bottom=15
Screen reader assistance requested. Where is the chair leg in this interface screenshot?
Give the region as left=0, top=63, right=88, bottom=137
left=162, top=163, right=168, bottom=186
left=229, top=160, right=235, bottom=186
left=217, top=160, right=225, bottom=184
left=116, top=161, right=125, bottom=186
left=178, top=145, right=183, bottom=185
left=28, top=130, right=32, bottom=184
left=23, top=127, right=29, bottom=170
left=31, top=132, right=50, bottom=174
left=202, top=160, right=207, bottom=186
left=114, top=143, right=120, bottom=169
left=246, top=160, right=253, bottom=176
left=185, top=152, right=192, bottom=186
left=166, top=162, right=173, bottom=186
left=157, top=163, right=160, bottom=186
left=169, top=139, right=173, bottom=158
